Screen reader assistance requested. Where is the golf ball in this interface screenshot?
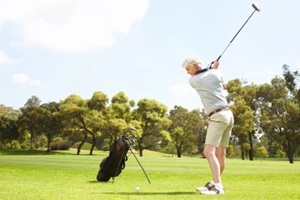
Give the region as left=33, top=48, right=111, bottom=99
left=136, top=186, right=140, bottom=191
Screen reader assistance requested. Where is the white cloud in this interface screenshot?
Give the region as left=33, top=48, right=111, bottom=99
left=250, top=68, right=280, bottom=77
left=247, top=67, right=284, bottom=84
left=0, top=0, right=149, bottom=54
left=30, top=79, right=42, bottom=86
left=12, top=73, right=42, bottom=87
left=12, top=73, right=29, bottom=84
left=169, top=82, right=195, bottom=97
left=168, top=82, right=203, bottom=110
left=0, top=51, right=15, bottom=64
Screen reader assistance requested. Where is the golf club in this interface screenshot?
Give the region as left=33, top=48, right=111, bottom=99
left=213, top=3, right=260, bottom=65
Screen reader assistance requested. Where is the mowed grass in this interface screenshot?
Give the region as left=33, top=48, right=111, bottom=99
left=0, top=150, right=299, bottom=200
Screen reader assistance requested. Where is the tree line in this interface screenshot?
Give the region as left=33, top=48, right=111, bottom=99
left=0, top=65, right=299, bottom=163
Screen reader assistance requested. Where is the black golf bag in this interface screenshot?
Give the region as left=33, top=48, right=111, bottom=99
left=96, top=135, right=136, bottom=182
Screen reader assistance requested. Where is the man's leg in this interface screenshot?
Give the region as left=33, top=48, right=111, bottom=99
left=203, top=144, right=222, bottom=184
left=200, top=144, right=226, bottom=195
left=216, top=146, right=227, bottom=175
left=199, top=111, right=233, bottom=194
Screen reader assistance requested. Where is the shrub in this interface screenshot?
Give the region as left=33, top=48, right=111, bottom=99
left=50, top=140, right=70, bottom=150
left=11, top=140, right=21, bottom=150
left=20, top=141, right=30, bottom=150
left=72, top=142, right=97, bottom=150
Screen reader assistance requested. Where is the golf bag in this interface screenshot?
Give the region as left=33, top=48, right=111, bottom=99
left=96, top=135, right=136, bottom=182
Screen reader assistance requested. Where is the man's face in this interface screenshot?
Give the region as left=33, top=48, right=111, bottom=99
left=185, top=64, right=198, bottom=76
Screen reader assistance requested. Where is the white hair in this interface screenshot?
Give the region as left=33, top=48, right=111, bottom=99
left=182, top=55, right=203, bottom=68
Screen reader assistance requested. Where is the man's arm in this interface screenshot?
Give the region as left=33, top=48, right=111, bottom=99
left=212, top=59, right=220, bottom=69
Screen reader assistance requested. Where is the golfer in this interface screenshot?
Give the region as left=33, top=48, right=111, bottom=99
left=182, top=56, right=234, bottom=195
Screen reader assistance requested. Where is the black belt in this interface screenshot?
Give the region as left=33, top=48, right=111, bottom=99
left=208, top=107, right=230, bottom=117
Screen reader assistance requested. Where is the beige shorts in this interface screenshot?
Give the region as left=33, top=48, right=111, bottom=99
left=205, top=110, right=234, bottom=147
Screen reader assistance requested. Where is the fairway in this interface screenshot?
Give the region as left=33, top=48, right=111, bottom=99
left=0, top=151, right=299, bottom=200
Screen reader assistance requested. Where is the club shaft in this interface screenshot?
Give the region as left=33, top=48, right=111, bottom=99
left=130, top=149, right=151, bottom=184
left=217, top=9, right=257, bottom=61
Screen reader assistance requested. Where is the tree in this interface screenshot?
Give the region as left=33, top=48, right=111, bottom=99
left=258, top=75, right=299, bottom=164
left=256, top=146, right=268, bottom=160
left=39, top=102, right=62, bottom=152
left=0, top=104, right=21, bottom=118
left=100, top=92, right=138, bottom=149
left=227, top=144, right=235, bottom=158
left=168, top=106, right=206, bottom=157
left=18, top=96, right=42, bottom=149
left=230, top=98, right=255, bottom=160
left=132, top=98, right=171, bottom=157
left=276, top=149, right=286, bottom=160
left=101, top=118, right=129, bottom=147
left=87, top=91, right=109, bottom=153
left=60, top=92, right=106, bottom=155
left=0, top=116, right=19, bottom=149
left=110, top=91, right=135, bottom=122
left=282, top=65, right=300, bottom=162
left=0, top=105, right=20, bottom=149
left=226, top=79, right=255, bottom=160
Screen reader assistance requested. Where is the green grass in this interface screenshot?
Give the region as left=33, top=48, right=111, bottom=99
left=0, top=150, right=299, bottom=200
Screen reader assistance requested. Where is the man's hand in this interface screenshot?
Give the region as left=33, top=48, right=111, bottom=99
left=213, top=59, right=220, bottom=69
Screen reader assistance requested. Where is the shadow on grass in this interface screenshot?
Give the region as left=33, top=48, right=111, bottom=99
left=102, top=191, right=196, bottom=196
left=89, top=181, right=196, bottom=196
left=0, top=149, right=73, bottom=155
left=89, top=180, right=101, bottom=184
left=88, top=180, right=119, bottom=184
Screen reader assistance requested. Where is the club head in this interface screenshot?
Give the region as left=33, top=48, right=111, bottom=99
left=252, top=3, right=260, bottom=12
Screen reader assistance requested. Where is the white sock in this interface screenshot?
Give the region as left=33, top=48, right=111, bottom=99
left=214, top=183, right=223, bottom=190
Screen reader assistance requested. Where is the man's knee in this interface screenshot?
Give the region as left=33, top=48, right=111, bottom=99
left=203, top=145, right=215, bottom=158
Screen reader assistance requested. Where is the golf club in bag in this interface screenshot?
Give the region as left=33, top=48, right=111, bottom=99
left=209, top=3, right=260, bottom=67
left=96, top=131, right=151, bottom=184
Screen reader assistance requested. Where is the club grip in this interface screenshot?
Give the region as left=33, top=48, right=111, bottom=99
left=209, top=55, right=222, bottom=68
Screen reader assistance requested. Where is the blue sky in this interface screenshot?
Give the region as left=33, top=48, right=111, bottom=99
left=1, top=0, right=299, bottom=111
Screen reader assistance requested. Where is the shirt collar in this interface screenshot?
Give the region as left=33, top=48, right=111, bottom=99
left=195, top=67, right=210, bottom=75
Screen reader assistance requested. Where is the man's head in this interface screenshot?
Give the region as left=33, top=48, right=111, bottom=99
left=182, top=55, right=203, bottom=76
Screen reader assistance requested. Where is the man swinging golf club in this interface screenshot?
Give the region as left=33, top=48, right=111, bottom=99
left=182, top=3, right=260, bottom=195
left=182, top=56, right=234, bottom=195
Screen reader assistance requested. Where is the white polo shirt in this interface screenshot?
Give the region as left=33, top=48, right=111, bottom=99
left=189, top=68, right=229, bottom=114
